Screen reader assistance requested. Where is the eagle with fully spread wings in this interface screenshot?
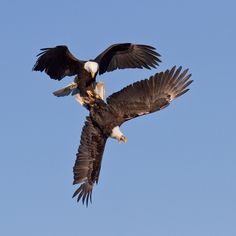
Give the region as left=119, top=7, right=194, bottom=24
left=72, top=66, right=193, bottom=205
left=33, top=43, right=161, bottom=99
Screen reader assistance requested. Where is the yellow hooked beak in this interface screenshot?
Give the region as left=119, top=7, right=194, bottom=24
left=91, top=72, right=96, bottom=79
left=118, top=135, right=127, bottom=144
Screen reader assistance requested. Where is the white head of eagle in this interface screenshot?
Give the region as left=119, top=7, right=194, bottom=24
left=84, top=61, right=99, bottom=78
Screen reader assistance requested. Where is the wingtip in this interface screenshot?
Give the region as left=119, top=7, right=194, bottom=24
left=72, top=182, right=93, bottom=206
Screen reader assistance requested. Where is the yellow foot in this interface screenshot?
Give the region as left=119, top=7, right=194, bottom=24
left=95, top=94, right=102, bottom=100
left=83, top=96, right=95, bottom=106
left=86, top=90, right=103, bottom=101
left=118, top=135, right=127, bottom=144
left=75, top=94, right=85, bottom=106
left=86, top=90, right=95, bottom=98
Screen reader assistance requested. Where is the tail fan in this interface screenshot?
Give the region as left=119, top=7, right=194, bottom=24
left=53, top=82, right=78, bottom=97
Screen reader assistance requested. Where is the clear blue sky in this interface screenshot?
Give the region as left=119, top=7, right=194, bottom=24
left=1, top=0, right=235, bottom=235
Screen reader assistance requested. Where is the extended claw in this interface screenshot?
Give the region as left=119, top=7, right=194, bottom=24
left=84, top=96, right=94, bottom=104
left=95, top=94, right=102, bottom=100
left=86, top=90, right=95, bottom=98
left=118, top=135, right=127, bottom=144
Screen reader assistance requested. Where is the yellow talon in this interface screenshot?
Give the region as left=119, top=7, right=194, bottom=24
left=95, top=94, right=102, bottom=100
left=86, top=90, right=95, bottom=98
left=86, top=90, right=102, bottom=100
left=118, top=135, right=127, bottom=144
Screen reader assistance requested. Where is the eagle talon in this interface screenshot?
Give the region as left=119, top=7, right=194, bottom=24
left=118, top=135, right=127, bottom=144
left=86, top=90, right=96, bottom=98
left=83, top=96, right=95, bottom=105
left=95, top=94, right=102, bottom=100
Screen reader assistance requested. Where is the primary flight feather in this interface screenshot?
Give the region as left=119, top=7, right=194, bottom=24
left=72, top=66, right=193, bottom=206
left=33, top=43, right=161, bottom=99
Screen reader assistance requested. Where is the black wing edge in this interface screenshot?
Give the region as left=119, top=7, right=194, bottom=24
left=32, top=45, right=80, bottom=80
left=163, top=65, right=193, bottom=101
left=106, top=66, right=193, bottom=123
left=107, top=65, right=193, bottom=104
left=32, top=46, right=67, bottom=71
left=72, top=116, right=107, bottom=206
left=95, top=43, right=162, bottom=75
left=72, top=182, right=93, bottom=207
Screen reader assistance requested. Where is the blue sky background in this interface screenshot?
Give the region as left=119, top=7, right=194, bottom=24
left=1, top=0, right=235, bottom=235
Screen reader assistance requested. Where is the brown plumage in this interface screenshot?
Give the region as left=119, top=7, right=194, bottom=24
left=33, top=43, right=161, bottom=97
left=72, top=66, right=193, bottom=206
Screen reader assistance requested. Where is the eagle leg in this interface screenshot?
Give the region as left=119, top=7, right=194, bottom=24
left=86, top=90, right=103, bottom=100
left=86, top=90, right=94, bottom=98
left=95, top=94, right=102, bottom=100
left=75, top=94, right=96, bottom=109
left=86, top=89, right=99, bottom=99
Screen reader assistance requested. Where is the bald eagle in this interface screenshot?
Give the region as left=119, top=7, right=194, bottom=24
left=32, top=43, right=161, bottom=100
left=72, top=66, right=193, bottom=205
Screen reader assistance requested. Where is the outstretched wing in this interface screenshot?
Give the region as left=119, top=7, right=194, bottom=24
left=94, top=43, right=161, bottom=75
left=107, top=66, right=193, bottom=125
left=72, top=116, right=107, bottom=206
left=33, top=45, right=82, bottom=80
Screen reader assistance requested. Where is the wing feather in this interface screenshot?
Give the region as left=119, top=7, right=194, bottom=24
left=72, top=116, right=107, bottom=206
left=33, top=45, right=82, bottom=80
left=107, top=66, right=193, bottom=124
left=94, top=43, right=161, bottom=75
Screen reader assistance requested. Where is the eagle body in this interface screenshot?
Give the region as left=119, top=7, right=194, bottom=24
left=89, top=100, right=121, bottom=137
left=33, top=43, right=161, bottom=98
left=72, top=66, right=193, bottom=205
left=73, top=66, right=97, bottom=96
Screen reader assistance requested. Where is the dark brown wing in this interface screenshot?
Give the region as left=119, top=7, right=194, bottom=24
left=94, top=43, right=161, bottom=75
left=33, top=45, right=82, bottom=80
left=107, top=66, right=193, bottom=125
left=72, top=116, right=107, bottom=206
